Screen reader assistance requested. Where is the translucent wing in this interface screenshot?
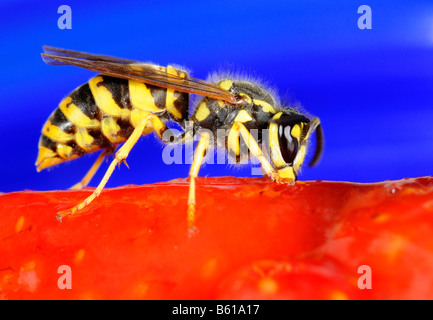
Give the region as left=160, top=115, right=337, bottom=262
left=42, top=46, right=237, bottom=103
left=42, top=46, right=140, bottom=64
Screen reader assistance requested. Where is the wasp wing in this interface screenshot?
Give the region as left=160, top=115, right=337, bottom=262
left=42, top=46, right=140, bottom=64
left=42, top=47, right=237, bottom=103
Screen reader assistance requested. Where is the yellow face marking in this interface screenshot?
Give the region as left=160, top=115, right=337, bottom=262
left=42, top=121, right=74, bottom=143
left=253, top=99, right=276, bottom=114
left=101, top=117, right=123, bottom=143
left=293, top=144, right=306, bottom=172
left=269, top=112, right=286, bottom=168
left=59, top=96, right=100, bottom=128
left=165, top=66, right=184, bottom=119
left=277, top=166, right=295, bottom=181
left=56, top=143, right=74, bottom=159
left=291, top=124, right=301, bottom=139
left=129, top=79, right=163, bottom=113
left=238, top=92, right=252, bottom=104
left=219, top=79, right=233, bottom=91
left=75, top=127, right=96, bottom=151
left=89, top=76, right=130, bottom=118
left=194, top=101, right=211, bottom=122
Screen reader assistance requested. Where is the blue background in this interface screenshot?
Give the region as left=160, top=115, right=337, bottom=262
left=0, top=0, right=432, bottom=192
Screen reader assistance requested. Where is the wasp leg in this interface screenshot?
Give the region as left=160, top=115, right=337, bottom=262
left=232, top=121, right=289, bottom=184
left=57, top=113, right=166, bottom=220
left=187, top=131, right=211, bottom=236
left=69, top=150, right=110, bottom=190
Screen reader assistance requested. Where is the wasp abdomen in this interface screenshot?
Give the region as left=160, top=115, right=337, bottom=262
left=36, top=72, right=189, bottom=171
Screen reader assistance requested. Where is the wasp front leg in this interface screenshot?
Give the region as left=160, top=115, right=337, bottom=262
left=230, top=121, right=293, bottom=184
left=187, top=131, right=211, bottom=236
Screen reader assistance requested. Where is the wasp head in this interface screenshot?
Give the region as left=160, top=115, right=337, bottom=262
left=268, top=111, right=323, bottom=182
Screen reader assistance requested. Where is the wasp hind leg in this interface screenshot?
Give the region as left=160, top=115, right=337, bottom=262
left=57, top=113, right=167, bottom=221
left=187, top=131, right=210, bottom=237
left=69, top=149, right=112, bottom=190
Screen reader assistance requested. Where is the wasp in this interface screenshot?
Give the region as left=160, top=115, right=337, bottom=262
left=37, top=46, right=323, bottom=233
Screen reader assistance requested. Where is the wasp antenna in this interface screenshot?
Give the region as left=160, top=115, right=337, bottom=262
left=308, top=120, right=324, bottom=167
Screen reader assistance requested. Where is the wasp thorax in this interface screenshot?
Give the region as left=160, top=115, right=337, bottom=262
left=217, top=79, right=277, bottom=107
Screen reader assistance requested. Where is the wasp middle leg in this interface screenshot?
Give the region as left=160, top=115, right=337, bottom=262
left=187, top=131, right=211, bottom=236
left=230, top=121, right=289, bottom=183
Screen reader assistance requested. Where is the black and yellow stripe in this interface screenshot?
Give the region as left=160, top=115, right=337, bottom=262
left=36, top=67, right=189, bottom=171
left=191, top=79, right=280, bottom=162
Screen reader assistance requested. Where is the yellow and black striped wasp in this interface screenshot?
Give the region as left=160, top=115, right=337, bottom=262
left=37, top=46, right=323, bottom=233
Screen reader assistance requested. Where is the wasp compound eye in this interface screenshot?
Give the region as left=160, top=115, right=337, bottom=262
left=278, top=124, right=299, bottom=165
